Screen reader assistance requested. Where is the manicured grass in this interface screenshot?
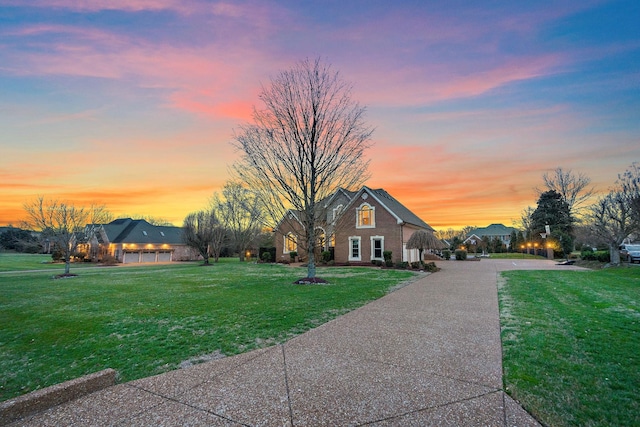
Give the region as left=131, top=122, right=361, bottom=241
left=0, top=252, right=71, bottom=272
left=0, top=258, right=418, bottom=401
left=499, top=267, right=640, bottom=427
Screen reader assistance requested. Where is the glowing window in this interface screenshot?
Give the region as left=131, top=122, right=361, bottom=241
left=357, top=204, right=375, bottom=228
left=284, top=233, right=297, bottom=253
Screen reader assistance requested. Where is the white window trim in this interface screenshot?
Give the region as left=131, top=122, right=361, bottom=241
left=349, top=236, right=362, bottom=261
left=370, top=236, right=385, bottom=261
left=284, top=233, right=297, bottom=254
left=356, top=203, right=375, bottom=229
left=332, top=204, right=343, bottom=222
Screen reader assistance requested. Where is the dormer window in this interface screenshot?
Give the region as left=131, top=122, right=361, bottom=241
left=356, top=204, right=375, bottom=228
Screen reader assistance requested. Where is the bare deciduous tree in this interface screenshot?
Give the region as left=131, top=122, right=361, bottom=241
left=23, top=197, right=101, bottom=275
left=588, top=163, right=640, bottom=265
left=214, top=181, right=264, bottom=262
left=618, top=162, right=640, bottom=224
left=232, top=57, right=373, bottom=278
left=538, top=167, right=594, bottom=219
left=182, top=208, right=227, bottom=265
left=514, top=206, right=536, bottom=241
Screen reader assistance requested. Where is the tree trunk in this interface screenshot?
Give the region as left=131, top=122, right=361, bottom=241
left=306, top=224, right=316, bottom=278
left=64, top=259, right=71, bottom=275
left=307, top=251, right=316, bottom=278
left=610, top=244, right=621, bottom=265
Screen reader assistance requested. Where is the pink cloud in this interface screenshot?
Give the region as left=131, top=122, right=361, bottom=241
left=348, top=53, right=565, bottom=108
left=2, top=0, right=197, bottom=14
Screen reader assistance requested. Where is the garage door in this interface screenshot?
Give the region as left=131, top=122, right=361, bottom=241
left=158, top=251, right=172, bottom=262
left=123, top=251, right=141, bottom=263
left=142, top=252, right=156, bottom=263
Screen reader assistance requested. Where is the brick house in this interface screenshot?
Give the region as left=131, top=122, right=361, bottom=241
left=274, top=186, right=434, bottom=264
left=84, top=218, right=198, bottom=263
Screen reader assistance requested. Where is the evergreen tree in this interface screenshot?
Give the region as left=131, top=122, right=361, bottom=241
left=531, top=190, right=575, bottom=257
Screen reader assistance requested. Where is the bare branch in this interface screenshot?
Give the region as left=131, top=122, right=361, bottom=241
left=537, top=167, right=595, bottom=218
left=23, top=196, right=90, bottom=275
left=232, top=57, right=373, bottom=277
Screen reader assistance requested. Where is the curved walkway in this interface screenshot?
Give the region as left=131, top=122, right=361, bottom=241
left=7, top=259, right=584, bottom=426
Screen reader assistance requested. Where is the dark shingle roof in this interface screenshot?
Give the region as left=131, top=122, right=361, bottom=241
left=467, top=224, right=516, bottom=238
left=274, top=186, right=433, bottom=232
left=103, top=219, right=184, bottom=244
left=364, top=187, right=434, bottom=231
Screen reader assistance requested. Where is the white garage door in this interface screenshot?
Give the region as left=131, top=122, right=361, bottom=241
left=142, top=252, right=156, bottom=263
left=123, top=251, right=141, bottom=263
left=158, top=251, right=172, bottom=262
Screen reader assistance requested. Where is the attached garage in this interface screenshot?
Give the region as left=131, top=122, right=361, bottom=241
left=95, top=218, right=198, bottom=263
left=158, top=251, right=172, bottom=262
left=142, top=251, right=156, bottom=263
left=123, top=251, right=141, bottom=264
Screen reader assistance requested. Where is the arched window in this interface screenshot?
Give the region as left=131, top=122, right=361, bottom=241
left=356, top=204, right=375, bottom=228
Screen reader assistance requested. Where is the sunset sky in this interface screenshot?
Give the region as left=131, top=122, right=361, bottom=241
left=1, top=1, right=638, bottom=230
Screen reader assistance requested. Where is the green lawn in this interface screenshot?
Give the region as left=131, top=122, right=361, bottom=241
left=0, top=252, right=72, bottom=271
left=499, top=267, right=640, bottom=427
left=0, top=257, right=418, bottom=401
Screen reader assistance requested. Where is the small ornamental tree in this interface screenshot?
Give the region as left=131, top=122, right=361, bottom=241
left=406, top=230, right=443, bottom=264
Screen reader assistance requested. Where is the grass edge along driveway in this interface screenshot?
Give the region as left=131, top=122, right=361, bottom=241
left=0, top=259, right=420, bottom=401
left=498, top=267, right=639, bottom=427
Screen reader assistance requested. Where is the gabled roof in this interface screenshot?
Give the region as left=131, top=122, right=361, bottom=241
left=466, top=224, right=516, bottom=238
left=273, top=186, right=433, bottom=232
left=273, top=210, right=304, bottom=232
left=274, top=187, right=357, bottom=232
left=321, top=188, right=357, bottom=208
left=349, top=186, right=434, bottom=231
left=102, top=218, right=184, bottom=244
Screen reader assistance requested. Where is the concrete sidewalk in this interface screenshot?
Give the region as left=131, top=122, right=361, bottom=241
left=7, top=259, right=582, bottom=426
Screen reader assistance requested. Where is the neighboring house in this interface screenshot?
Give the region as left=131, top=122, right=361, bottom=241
left=464, top=224, right=516, bottom=249
left=274, top=186, right=434, bottom=264
left=83, top=218, right=198, bottom=263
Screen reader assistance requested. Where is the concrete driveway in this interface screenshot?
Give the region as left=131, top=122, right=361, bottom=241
left=5, top=259, right=584, bottom=426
